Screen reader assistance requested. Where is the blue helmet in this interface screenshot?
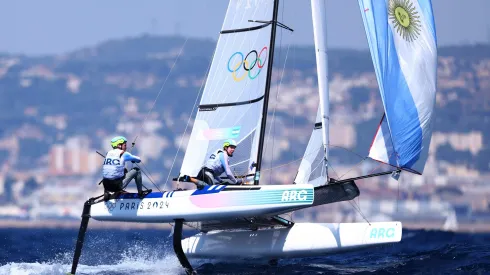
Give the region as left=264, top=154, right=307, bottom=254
left=111, top=136, right=127, bottom=149
left=223, top=139, right=237, bottom=148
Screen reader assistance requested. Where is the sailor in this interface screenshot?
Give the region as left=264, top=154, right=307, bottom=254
left=196, top=139, right=243, bottom=185
left=102, top=136, right=151, bottom=199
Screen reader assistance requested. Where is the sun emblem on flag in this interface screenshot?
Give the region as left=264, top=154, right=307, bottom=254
left=388, top=0, right=421, bottom=42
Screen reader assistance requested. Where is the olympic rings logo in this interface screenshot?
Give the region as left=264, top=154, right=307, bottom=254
left=227, top=47, right=268, bottom=82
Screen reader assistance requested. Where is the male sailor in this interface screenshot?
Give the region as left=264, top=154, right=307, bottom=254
left=102, top=136, right=151, bottom=199
left=196, top=139, right=243, bottom=186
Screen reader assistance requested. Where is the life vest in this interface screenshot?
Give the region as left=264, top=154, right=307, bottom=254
left=204, top=149, right=227, bottom=176
left=102, top=149, right=126, bottom=180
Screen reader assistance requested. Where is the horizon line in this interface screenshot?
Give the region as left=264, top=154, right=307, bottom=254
left=1, top=33, right=489, bottom=58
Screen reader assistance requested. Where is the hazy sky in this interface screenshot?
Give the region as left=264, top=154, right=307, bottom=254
left=1, top=0, right=489, bottom=55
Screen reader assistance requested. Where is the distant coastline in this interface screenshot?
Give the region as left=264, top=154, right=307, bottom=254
left=0, top=37, right=489, bottom=234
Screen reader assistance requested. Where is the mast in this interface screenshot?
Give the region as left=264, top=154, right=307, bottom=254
left=311, top=0, right=329, bottom=179
left=254, top=0, right=281, bottom=185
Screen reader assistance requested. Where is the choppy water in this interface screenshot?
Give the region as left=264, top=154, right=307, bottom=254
left=1, top=227, right=489, bottom=274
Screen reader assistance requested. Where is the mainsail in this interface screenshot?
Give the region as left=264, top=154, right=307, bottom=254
left=180, top=0, right=278, bottom=182
left=358, top=0, right=437, bottom=174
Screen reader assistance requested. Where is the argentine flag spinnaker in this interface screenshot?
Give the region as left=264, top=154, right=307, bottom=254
left=358, top=0, right=438, bottom=174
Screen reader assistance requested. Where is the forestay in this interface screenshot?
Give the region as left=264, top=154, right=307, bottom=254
left=180, top=0, right=275, bottom=179
left=358, top=0, right=438, bottom=174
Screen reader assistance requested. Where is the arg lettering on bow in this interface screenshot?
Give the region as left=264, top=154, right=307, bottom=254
left=227, top=47, right=268, bottom=82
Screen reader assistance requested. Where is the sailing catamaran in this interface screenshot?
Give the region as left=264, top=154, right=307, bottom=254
left=68, top=0, right=437, bottom=274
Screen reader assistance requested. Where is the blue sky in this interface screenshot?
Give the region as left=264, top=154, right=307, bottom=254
left=1, top=0, right=489, bottom=55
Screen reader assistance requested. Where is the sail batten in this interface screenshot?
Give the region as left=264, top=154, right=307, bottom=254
left=180, top=0, right=276, bottom=181
left=359, top=0, right=437, bottom=174
left=199, top=95, right=265, bottom=111
left=221, top=22, right=272, bottom=34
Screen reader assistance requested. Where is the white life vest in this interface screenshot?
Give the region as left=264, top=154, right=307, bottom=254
left=102, top=149, right=126, bottom=180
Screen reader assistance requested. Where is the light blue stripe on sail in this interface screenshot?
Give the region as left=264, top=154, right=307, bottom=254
left=418, top=0, right=437, bottom=42
left=369, top=0, right=421, bottom=168
left=385, top=17, right=422, bottom=168
left=359, top=0, right=437, bottom=172
left=360, top=0, right=395, bottom=167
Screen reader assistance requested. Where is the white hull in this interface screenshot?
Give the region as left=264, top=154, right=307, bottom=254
left=90, top=184, right=314, bottom=223
left=182, top=222, right=402, bottom=259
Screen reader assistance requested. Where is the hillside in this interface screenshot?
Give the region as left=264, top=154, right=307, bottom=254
left=0, top=35, right=489, bottom=184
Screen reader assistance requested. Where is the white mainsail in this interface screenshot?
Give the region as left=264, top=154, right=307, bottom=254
left=180, top=0, right=276, bottom=180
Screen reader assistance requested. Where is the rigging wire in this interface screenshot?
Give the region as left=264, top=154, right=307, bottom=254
left=266, top=33, right=293, bottom=184
left=397, top=176, right=400, bottom=213
left=307, top=157, right=325, bottom=180
left=396, top=172, right=403, bottom=213
left=267, top=0, right=286, bottom=184
left=328, top=145, right=398, bottom=180
left=349, top=199, right=371, bottom=225
left=162, top=46, right=219, bottom=190
left=326, top=145, right=369, bottom=180
left=260, top=144, right=359, bottom=178
left=329, top=144, right=366, bottom=159
left=102, top=38, right=188, bottom=191
left=328, top=162, right=340, bottom=180
left=135, top=162, right=162, bottom=193
left=130, top=37, right=189, bottom=153
left=95, top=150, right=162, bottom=192
left=336, top=157, right=368, bottom=180
left=329, top=151, right=398, bottom=225
left=261, top=145, right=320, bottom=172
left=291, top=43, right=298, bottom=166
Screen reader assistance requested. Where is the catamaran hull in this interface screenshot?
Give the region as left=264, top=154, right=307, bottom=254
left=182, top=222, right=402, bottom=259
left=90, top=184, right=315, bottom=223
